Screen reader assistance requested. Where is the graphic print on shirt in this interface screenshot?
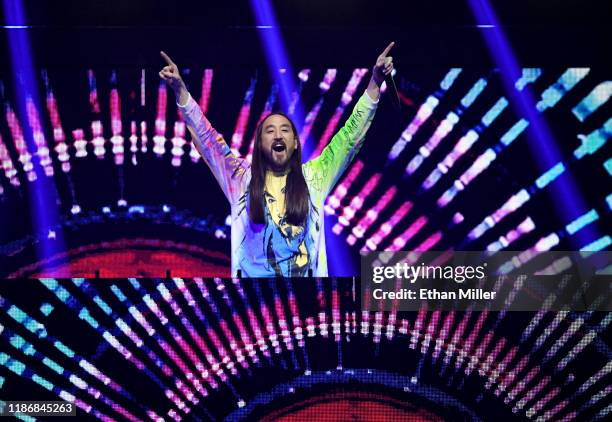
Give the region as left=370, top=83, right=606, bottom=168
left=236, top=185, right=319, bottom=277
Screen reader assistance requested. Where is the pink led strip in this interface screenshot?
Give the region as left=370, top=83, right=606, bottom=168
left=346, top=186, right=397, bottom=245
left=5, top=103, right=36, bottom=181
left=311, top=68, right=368, bottom=159
left=325, top=160, right=364, bottom=215
left=332, top=173, right=382, bottom=234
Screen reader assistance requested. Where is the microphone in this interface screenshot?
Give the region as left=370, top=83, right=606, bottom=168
left=387, top=71, right=401, bottom=110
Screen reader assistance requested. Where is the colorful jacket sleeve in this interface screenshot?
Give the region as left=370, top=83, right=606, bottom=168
left=303, top=91, right=378, bottom=197
left=178, top=94, right=249, bottom=203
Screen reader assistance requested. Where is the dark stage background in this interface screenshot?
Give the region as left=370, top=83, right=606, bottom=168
left=0, top=1, right=611, bottom=421
left=0, top=1, right=610, bottom=277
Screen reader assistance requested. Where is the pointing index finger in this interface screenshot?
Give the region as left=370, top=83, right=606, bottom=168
left=160, top=51, right=175, bottom=66
left=380, top=42, right=395, bottom=58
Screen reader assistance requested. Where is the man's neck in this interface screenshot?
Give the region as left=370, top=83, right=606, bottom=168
left=266, top=167, right=290, bottom=177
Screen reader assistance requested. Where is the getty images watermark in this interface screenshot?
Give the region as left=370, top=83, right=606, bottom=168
left=360, top=251, right=612, bottom=311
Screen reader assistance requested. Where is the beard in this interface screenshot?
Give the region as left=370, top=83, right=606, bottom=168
left=264, top=148, right=292, bottom=172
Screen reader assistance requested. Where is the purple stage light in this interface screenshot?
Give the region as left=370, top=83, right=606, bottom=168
left=468, top=0, right=602, bottom=249
left=3, top=0, right=66, bottom=264
left=249, top=0, right=305, bottom=135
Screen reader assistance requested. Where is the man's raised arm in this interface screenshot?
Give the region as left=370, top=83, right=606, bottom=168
left=159, top=51, right=247, bottom=203
left=304, top=42, right=395, bottom=196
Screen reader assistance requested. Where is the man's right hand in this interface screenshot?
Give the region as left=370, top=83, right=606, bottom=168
left=159, top=51, right=188, bottom=104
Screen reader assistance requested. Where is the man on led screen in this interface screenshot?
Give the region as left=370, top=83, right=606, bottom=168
left=159, top=43, right=394, bottom=277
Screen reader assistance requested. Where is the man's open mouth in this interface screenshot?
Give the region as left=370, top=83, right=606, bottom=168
left=272, top=141, right=287, bottom=152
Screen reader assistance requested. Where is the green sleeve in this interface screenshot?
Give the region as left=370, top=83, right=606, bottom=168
left=303, top=91, right=378, bottom=197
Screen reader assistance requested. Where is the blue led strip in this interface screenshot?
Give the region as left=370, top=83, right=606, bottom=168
left=2, top=278, right=612, bottom=420
left=572, top=81, right=612, bottom=122
left=387, top=68, right=463, bottom=162
left=406, top=78, right=487, bottom=175
left=437, top=69, right=592, bottom=210
left=0, top=352, right=101, bottom=419
left=51, top=280, right=196, bottom=417
left=580, top=236, right=611, bottom=252
left=574, top=118, right=612, bottom=160
left=0, top=325, right=149, bottom=421
left=566, top=209, right=599, bottom=235
left=461, top=117, right=610, bottom=248
left=0, top=295, right=151, bottom=420
left=69, top=280, right=182, bottom=394
left=119, top=279, right=228, bottom=403
left=422, top=68, right=543, bottom=192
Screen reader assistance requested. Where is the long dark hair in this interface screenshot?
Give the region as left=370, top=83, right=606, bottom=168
left=249, top=112, right=309, bottom=226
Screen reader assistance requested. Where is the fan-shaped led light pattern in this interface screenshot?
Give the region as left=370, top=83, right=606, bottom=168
left=405, top=78, right=488, bottom=175
left=324, top=160, right=364, bottom=215
left=388, top=68, right=461, bottom=162
left=1, top=279, right=611, bottom=421
left=300, top=69, right=337, bottom=149
left=464, top=137, right=609, bottom=249
left=422, top=95, right=511, bottom=191
left=437, top=69, right=590, bottom=209
left=362, top=202, right=413, bottom=252
left=332, top=173, right=382, bottom=234
left=346, top=186, right=397, bottom=245
left=0, top=67, right=610, bottom=277
left=309, top=68, right=369, bottom=159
